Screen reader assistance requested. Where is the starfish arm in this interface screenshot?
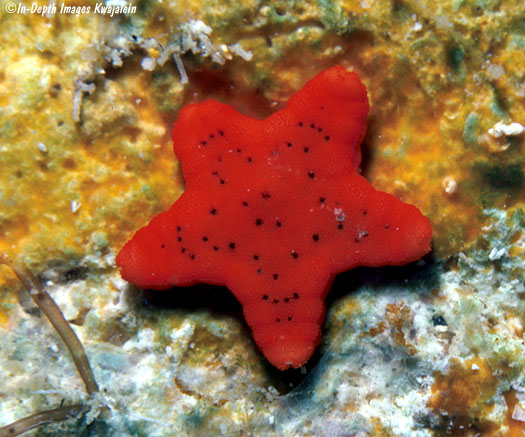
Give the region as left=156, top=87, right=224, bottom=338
left=263, top=65, right=369, bottom=175
left=171, top=100, right=261, bottom=191
left=310, top=173, right=433, bottom=272
left=116, top=209, right=183, bottom=290
left=228, top=258, right=333, bottom=370
left=116, top=190, right=230, bottom=289
left=356, top=186, right=433, bottom=267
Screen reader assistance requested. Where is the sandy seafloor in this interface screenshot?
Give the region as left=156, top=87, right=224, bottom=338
left=0, top=0, right=524, bottom=435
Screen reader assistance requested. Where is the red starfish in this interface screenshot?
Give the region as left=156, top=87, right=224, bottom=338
left=116, top=66, right=432, bottom=370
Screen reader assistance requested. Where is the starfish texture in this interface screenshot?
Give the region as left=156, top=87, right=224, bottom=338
left=116, top=66, right=432, bottom=370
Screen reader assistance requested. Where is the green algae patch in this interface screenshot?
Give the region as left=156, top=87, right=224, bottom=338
left=151, top=70, right=185, bottom=113
left=316, top=0, right=351, bottom=33
left=463, top=112, right=480, bottom=146
left=473, top=159, right=524, bottom=194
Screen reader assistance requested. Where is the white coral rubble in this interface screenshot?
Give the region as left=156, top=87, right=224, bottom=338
left=488, top=121, right=524, bottom=138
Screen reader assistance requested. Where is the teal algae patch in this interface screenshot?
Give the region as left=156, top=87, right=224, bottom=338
left=463, top=112, right=480, bottom=145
